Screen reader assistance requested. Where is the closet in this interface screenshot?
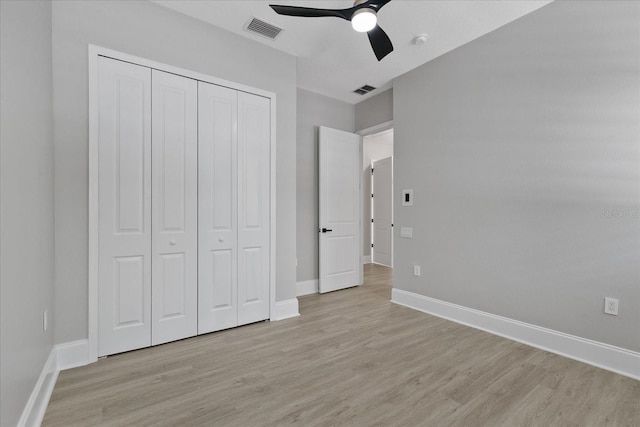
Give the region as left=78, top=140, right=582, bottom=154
left=96, top=56, right=270, bottom=357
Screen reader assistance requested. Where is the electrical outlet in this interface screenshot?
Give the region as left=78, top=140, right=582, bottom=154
left=413, top=265, right=421, bottom=276
left=604, top=297, right=619, bottom=316
left=43, top=310, right=48, bottom=331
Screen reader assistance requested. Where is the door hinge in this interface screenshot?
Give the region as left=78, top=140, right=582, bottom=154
left=371, top=243, right=374, bottom=248
left=371, top=168, right=374, bottom=174
left=371, top=218, right=374, bottom=223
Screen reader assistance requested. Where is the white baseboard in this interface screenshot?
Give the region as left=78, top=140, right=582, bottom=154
left=18, top=348, right=58, bottom=427
left=296, top=279, right=318, bottom=296
left=18, top=339, right=91, bottom=426
left=391, top=288, right=640, bottom=380
left=362, top=255, right=371, bottom=264
left=371, top=261, right=392, bottom=268
left=56, top=339, right=89, bottom=371
left=271, top=298, right=300, bottom=321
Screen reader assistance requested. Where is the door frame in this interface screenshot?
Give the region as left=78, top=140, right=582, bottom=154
left=357, top=121, right=394, bottom=267
left=87, top=45, right=277, bottom=363
left=356, top=121, right=393, bottom=138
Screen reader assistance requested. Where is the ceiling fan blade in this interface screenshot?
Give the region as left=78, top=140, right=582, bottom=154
left=269, top=4, right=353, bottom=20
left=367, top=25, right=394, bottom=61
left=364, top=0, right=392, bottom=13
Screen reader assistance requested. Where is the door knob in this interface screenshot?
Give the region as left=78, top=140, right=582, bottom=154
left=321, top=228, right=333, bottom=233
left=218, top=237, right=225, bottom=242
left=169, top=240, right=176, bottom=246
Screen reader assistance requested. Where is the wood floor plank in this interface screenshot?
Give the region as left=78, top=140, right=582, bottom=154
left=43, top=264, right=640, bottom=426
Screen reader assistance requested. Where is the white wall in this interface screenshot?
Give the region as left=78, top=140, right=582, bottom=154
left=52, top=0, right=298, bottom=345
left=362, top=130, right=394, bottom=258
left=0, top=1, right=55, bottom=425
left=393, top=1, right=640, bottom=352
left=296, top=89, right=355, bottom=283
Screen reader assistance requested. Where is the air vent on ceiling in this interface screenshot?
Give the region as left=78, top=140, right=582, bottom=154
left=245, top=17, right=283, bottom=40
left=353, top=84, right=376, bottom=95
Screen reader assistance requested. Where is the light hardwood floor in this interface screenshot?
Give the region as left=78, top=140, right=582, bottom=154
left=44, top=264, right=640, bottom=426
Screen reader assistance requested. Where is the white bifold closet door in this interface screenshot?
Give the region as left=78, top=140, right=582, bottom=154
left=150, top=70, right=198, bottom=345
left=98, top=56, right=270, bottom=356
left=237, top=91, right=270, bottom=325
left=197, top=82, right=238, bottom=333
left=198, top=83, right=270, bottom=334
left=97, top=57, right=152, bottom=356
left=98, top=58, right=198, bottom=356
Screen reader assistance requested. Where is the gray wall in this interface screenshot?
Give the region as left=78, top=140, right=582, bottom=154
left=296, top=89, right=354, bottom=283
left=393, top=1, right=640, bottom=351
left=355, top=89, right=393, bottom=132
left=0, top=1, right=56, bottom=425
left=52, top=0, right=297, bottom=344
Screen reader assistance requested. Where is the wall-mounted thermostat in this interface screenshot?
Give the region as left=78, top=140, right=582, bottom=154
left=402, top=189, right=413, bottom=206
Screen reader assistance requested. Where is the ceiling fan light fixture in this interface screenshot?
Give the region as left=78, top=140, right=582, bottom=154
left=351, top=8, right=377, bottom=32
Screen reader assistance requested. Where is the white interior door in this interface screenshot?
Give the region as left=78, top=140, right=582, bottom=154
left=198, top=82, right=239, bottom=334
left=151, top=70, right=198, bottom=345
left=237, top=92, right=270, bottom=325
left=319, top=126, right=362, bottom=293
left=372, top=156, right=393, bottom=267
left=97, top=57, right=152, bottom=356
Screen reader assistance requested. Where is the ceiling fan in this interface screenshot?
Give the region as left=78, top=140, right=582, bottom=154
left=269, top=0, right=394, bottom=61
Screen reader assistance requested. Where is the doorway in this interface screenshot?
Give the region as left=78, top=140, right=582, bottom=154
left=362, top=128, right=394, bottom=267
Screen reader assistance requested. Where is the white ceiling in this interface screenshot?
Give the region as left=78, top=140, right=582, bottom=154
left=152, top=0, right=551, bottom=104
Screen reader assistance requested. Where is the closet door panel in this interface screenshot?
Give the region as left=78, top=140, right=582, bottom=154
left=198, top=82, right=239, bottom=333
left=237, top=92, right=270, bottom=325
left=151, top=70, right=198, bottom=345
left=208, top=248, right=234, bottom=322
left=98, top=57, right=152, bottom=357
